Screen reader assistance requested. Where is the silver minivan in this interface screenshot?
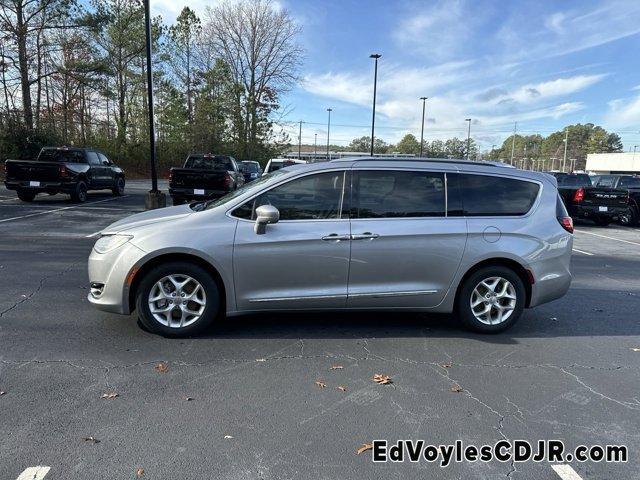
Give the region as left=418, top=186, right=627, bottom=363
left=88, top=158, right=573, bottom=336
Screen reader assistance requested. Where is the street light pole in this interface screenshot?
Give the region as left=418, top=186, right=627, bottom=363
left=465, top=118, right=471, bottom=160
left=326, top=108, right=332, bottom=160
left=143, top=0, right=165, bottom=209
left=369, top=53, right=381, bottom=156
left=510, top=121, right=517, bottom=165
left=419, top=96, right=428, bottom=157
left=562, top=128, right=569, bottom=172
left=298, top=120, right=302, bottom=160
left=314, top=133, right=317, bottom=157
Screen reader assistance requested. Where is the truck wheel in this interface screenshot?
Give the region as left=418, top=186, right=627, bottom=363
left=620, top=207, right=638, bottom=227
left=112, top=177, right=125, bottom=196
left=70, top=181, right=88, bottom=203
left=135, top=262, right=221, bottom=337
left=594, top=217, right=611, bottom=227
left=456, top=266, right=525, bottom=333
left=17, top=189, right=36, bottom=202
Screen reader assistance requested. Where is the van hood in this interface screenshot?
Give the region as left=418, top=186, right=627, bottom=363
left=101, top=204, right=193, bottom=234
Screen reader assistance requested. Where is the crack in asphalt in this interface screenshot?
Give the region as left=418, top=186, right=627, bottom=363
left=0, top=262, right=79, bottom=319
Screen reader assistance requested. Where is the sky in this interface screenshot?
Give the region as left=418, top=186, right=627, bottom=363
left=151, top=0, right=640, bottom=150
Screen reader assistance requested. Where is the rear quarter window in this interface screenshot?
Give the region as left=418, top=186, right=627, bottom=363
left=458, top=173, right=540, bottom=216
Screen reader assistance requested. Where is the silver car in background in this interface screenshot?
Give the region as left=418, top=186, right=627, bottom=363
left=88, top=157, right=573, bottom=337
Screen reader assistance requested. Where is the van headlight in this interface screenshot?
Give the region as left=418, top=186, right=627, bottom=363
left=93, top=234, right=133, bottom=254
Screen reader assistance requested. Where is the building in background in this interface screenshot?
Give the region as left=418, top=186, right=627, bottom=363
left=586, top=153, right=640, bottom=174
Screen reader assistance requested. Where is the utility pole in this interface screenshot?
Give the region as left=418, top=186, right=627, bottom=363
left=369, top=53, right=381, bottom=156
left=298, top=120, right=302, bottom=160
left=510, top=121, right=517, bottom=165
left=326, top=108, right=332, bottom=160
left=419, top=97, right=428, bottom=157
left=143, top=0, right=165, bottom=209
left=465, top=118, right=472, bottom=160
left=562, top=128, right=569, bottom=172
left=524, top=143, right=528, bottom=170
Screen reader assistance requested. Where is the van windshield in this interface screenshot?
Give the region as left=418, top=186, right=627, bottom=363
left=202, top=169, right=288, bottom=210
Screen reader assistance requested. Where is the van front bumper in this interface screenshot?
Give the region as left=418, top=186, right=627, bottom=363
left=87, top=240, right=147, bottom=315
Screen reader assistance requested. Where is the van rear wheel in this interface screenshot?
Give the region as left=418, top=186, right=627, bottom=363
left=135, top=262, right=220, bottom=337
left=17, top=189, right=36, bottom=202
left=456, top=266, right=525, bottom=333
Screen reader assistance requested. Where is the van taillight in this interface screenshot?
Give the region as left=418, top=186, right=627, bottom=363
left=168, top=170, right=173, bottom=182
left=558, top=216, right=574, bottom=233
left=58, top=164, right=68, bottom=177
left=572, top=188, right=584, bottom=202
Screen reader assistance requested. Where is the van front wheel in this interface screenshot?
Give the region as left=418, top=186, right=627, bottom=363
left=456, top=266, right=525, bottom=333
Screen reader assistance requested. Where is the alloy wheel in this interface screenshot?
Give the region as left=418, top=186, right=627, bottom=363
left=470, top=276, right=517, bottom=325
left=148, top=274, right=206, bottom=328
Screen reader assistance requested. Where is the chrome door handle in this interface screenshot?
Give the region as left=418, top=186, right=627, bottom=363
left=352, top=232, right=379, bottom=240
left=321, top=233, right=351, bottom=242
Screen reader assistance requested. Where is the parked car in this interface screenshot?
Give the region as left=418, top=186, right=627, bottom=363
left=240, top=160, right=262, bottom=183
left=590, top=175, right=640, bottom=226
left=88, top=157, right=572, bottom=337
left=168, top=154, right=245, bottom=205
left=551, top=173, right=628, bottom=226
left=4, top=146, right=125, bottom=203
left=264, top=158, right=306, bottom=174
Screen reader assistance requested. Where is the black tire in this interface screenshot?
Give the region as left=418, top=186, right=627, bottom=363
left=70, top=181, right=88, bottom=203
left=17, top=189, right=36, bottom=202
left=172, top=196, right=185, bottom=206
left=112, top=176, right=125, bottom=196
left=135, top=262, right=220, bottom=337
left=594, top=217, right=611, bottom=227
left=619, top=206, right=638, bottom=227
left=456, top=266, right=526, bottom=333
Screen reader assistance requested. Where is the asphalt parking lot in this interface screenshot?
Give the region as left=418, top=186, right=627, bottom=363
left=1, top=180, right=639, bottom=480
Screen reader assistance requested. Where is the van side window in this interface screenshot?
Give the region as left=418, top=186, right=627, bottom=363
left=354, top=170, right=445, bottom=218
left=86, top=151, right=101, bottom=165
left=458, top=174, right=539, bottom=216
left=232, top=171, right=346, bottom=220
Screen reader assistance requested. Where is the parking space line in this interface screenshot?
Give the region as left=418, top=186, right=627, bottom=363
left=572, top=248, right=594, bottom=256
left=16, top=466, right=51, bottom=480
left=0, top=195, right=130, bottom=224
left=551, top=464, right=583, bottom=480
left=575, top=229, right=640, bottom=247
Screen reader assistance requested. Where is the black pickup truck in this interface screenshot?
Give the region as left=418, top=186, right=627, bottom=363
left=4, top=147, right=125, bottom=203
left=592, top=175, right=640, bottom=226
left=551, top=173, right=628, bottom=226
left=168, top=154, right=245, bottom=205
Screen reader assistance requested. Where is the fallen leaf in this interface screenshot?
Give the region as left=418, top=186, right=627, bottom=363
left=154, top=362, right=169, bottom=373
left=0, top=391, right=5, bottom=396
left=224, top=435, right=233, bottom=439
left=550, top=317, right=558, bottom=321
left=183, top=396, right=194, bottom=401
left=101, top=391, right=118, bottom=399
left=631, top=348, right=640, bottom=352
left=82, top=436, right=100, bottom=444
left=372, top=374, right=392, bottom=385
left=315, top=381, right=326, bottom=389
left=356, top=443, right=373, bottom=455
left=440, top=361, right=452, bottom=368
left=330, top=365, right=343, bottom=370
left=337, top=385, right=347, bottom=392
left=256, top=358, right=266, bottom=362
left=136, top=468, right=145, bottom=477
left=450, top=384, right=463, bottom=393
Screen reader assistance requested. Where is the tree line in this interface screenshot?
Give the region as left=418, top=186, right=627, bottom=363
left=0, top=0, right=301, bottom=174
left=344, top=122, right=622, bottom=170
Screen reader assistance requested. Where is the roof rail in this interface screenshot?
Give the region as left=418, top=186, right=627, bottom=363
left=330, top=156, right=512, bottom=168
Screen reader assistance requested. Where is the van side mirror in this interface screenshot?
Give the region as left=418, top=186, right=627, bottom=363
left=254, top=205, right=279, bottom=234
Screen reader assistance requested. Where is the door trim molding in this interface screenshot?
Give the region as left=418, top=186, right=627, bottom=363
left=348, top=290, right=437, bottom=298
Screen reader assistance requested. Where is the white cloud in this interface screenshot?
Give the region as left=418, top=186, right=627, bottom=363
left=605, top=95, right=640, bottom=128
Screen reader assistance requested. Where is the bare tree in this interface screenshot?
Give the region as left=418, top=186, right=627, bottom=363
left=203, top=0, right=302, bottom=158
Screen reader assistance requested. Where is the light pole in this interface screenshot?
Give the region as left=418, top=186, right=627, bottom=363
left=562, top=128, right=569, bottom=172
left=298, top=120, right=302, bottom=160
left=633, top=145, right=638, bottom=163
left=326, top=108, right=332, bottom=160
left=369, top=53, right=381, bottom=156
left=143, top=0, right=165, bottom=209
left=510, top=121, right=517, bottom=165
left=314, top=133, right=317, bottom=157
left=491, top=144, right=496, bottom=160
left=465, top=118, right=471, bottom=160
left=419, top=97, right=428, bottom=157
